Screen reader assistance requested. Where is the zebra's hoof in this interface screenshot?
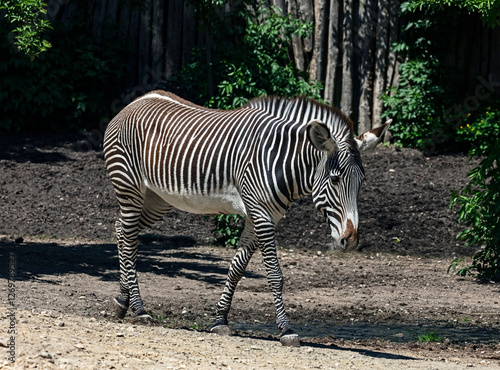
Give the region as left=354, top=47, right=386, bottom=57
left=113, top=297, right=129, bottom=319
left=280, top=329, right=300, bottom=347
left=132, top=312, right=153, bottom=325
left=211, top=324, right=231, bottom=336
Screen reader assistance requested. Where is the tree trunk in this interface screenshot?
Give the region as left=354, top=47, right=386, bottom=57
left=106, top=0, right=119, bottom=25
left=126, top=7, right=141, bottom=89
left=93, top=0, right=108, bottom=41
left=309, top=0, right=327, bottom=82
left=371, top=0, right=389, bottom=128
left=324, top=0, right=340, bottom=105
left=138, top=1, right=152, bottom=86
left=340, top=0, right=354, bottom=118
left=298, top=0, right=315, bottom=54
left=182, top=1, right=196, bottom=65
left=288, top=0, right=305, bottom=71
left=385, top=0, right=399, bottom=91
left=165, top=0, right=183, bottom=81
left=205, top=25, right=214, bottom=98
left=357, top=0, right=376, bottom=133
left=272, top=0, right=286, bottom=14
left=151, top=0, right=164, bottom=85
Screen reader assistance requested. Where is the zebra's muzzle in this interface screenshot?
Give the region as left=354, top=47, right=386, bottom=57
left=332, top=219, right=359, bottom=251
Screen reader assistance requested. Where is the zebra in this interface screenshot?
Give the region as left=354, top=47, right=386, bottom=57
left=103, top=90, right=390, bottom=346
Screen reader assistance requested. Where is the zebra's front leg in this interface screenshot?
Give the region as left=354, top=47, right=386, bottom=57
left=212, top=241, right=256, bottom=336
left=260, top=244, right=300, bottom=347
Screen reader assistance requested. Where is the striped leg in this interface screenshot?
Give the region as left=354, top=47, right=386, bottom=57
left=212, top=225, right=257, bottom=335
left=114, top=189, right=172, bottom=320
left=256, top=219, right=300, bottom=347
left=114, top=197, right=147, bottom=319
left=114, top=219, right=130, bottom=318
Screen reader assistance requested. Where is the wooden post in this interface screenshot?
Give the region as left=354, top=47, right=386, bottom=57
left=372, top=0, right=389, bottom=128
left=309, top=0, right=327, bottom=83
left=357, top=0, right=376, bottom=133
left=324, top=0, right=340, bottom=105
left=341, top=0, right=354, bottom=118
left=289, top=0, right=305, bottom=72
left=138, top=0, right=152, bottom=87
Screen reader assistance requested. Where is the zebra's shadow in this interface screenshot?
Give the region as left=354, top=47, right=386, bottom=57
left=0, top=234, right=263, bottom=286
left=136, top=233, right=263, bottom=285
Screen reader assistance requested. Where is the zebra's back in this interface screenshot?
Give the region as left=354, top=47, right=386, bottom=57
left=104, top=91, right=277, bottom=216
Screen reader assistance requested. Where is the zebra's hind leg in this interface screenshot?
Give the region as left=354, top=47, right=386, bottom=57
left=114, top=219, right=130, bottom=319
left=114, top=211, right=150, bottom=321
left=114, top=189, right=172, bottom=321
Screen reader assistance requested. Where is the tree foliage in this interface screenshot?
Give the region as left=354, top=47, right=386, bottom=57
left=381, top=2, right=449, bottom=150
left=0, top=0, right=52, bottom=58
left=450, top=141, right=500, bottom=280
left=181, top=0, right=321, bottom=110
left=412, top=0, right=500, bottom=27
left=382, top=1, right=500, bottom=279
left=0, top=15, right=126, bottom=132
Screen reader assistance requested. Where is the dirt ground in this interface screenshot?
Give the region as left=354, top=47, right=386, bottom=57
left=0, top=133, right=499, bottom=369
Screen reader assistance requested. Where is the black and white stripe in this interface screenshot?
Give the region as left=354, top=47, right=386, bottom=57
left=103, top=91, right=372, bottom=346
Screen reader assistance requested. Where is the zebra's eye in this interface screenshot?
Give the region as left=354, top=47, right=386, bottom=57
left=330, top=174, right=341, bottom=184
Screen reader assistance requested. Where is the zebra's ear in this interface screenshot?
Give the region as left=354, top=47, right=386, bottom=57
left=307, top=120, right=339, bottom=155
left=355, top=119, right=392, bottom=153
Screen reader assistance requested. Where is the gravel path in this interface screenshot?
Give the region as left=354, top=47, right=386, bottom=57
left=1, top=307, right=490, bottom=369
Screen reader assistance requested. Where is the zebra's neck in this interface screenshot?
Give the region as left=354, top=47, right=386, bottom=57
left=245, top=96, right=356, bottom=202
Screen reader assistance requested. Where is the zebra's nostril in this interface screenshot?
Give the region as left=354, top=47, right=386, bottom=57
left=343, top=233, right=353, bottom=243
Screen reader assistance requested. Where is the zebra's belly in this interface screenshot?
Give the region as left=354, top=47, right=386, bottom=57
left=146, top=183, right=247, bottom=216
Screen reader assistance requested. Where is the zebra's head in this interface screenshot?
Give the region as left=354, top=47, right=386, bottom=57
left=307, top=118, right=392, bottom=251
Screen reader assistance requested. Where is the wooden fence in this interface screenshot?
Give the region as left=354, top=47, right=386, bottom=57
left=46, top=0, right=500, bottom=132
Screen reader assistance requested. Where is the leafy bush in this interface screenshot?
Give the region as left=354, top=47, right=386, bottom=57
left=384, top=1, right=500, bottom=279
left=455, top=103, right=500, bottom=156
left=412, top=0, right=500, bottom=28
left=205, top=214, right=244, bottom=248
left=207, top=5, right=320, bottom=109
left=382, top=57, right=446, bottom=149
left=0, top=16, right=125, bottom=132
left=381, top=2, right=449, bottom=150
left=450, top=141, right=500, bottom=280
left=0, top=0, right=52, bottom=57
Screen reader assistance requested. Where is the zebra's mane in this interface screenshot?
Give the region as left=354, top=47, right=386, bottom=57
left=245, top=96, right=356, bottom=150
left=142, top=92, right=356, bottom=150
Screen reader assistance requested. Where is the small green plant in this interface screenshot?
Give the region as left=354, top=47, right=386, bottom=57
left=448, top=256, right=472, bottom=277
left=418, top=330, right=443, bottom=343
left=206, top=214, right=244, bottom=248
left=190, top=323, right=202, bottom=331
